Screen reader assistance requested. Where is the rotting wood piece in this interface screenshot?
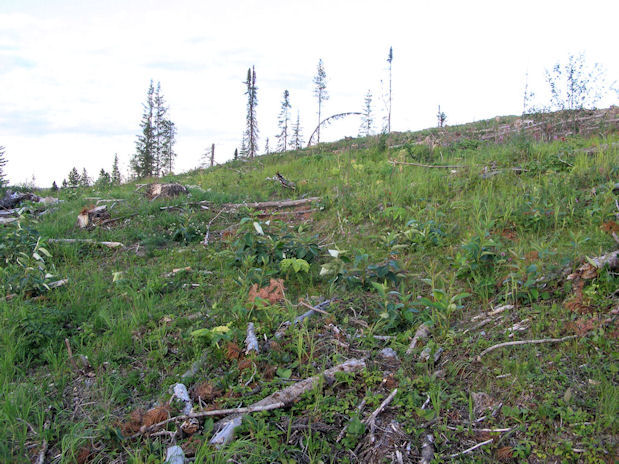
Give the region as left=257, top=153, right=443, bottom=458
left=49, top=238, right=124, bottom=248
left=77, top=205, right=111, bottom=228
left=210, top=358, right=366, bottom=447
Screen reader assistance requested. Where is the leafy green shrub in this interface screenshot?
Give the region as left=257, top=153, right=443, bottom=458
left=320, top=250, right=404, bottom=290
left=232, top=219, right=320, bottom=270
left=12, top=305, right=75, bottom=364
left=406, top=144, right=433, bottom=162
left=0, top=223, right=55, bottom=295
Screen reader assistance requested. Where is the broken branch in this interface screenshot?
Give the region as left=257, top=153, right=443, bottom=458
left=209, top=358, right=366, bottom=447
left=476, top=335, right=578, bottom=360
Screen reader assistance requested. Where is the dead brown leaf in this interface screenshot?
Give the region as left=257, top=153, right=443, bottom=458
left=225, top=342, right=242, bottom=361
left=238, top=358, right=253, bottom=371
left=496, top=446, right=513, bottom=461
left=191, top=381, right=222, bottom=402
left=248, top=278, right=285, bottom=304
left=601, top=220, right=619, bottom=234
left=76, top=445, right=92, bottom=464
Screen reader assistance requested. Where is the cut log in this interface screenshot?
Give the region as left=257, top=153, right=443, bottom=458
left=77, top=205, right=110, bottom=228
left=146, top=183, right=188, bottom=200
left=209, top=358, right=366, bottom=447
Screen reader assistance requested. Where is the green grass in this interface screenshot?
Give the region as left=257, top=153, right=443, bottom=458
left=1, top=117, right=617, bottom=463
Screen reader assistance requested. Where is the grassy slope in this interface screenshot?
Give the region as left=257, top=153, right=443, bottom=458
left=1, top=120, right=617, bottom=463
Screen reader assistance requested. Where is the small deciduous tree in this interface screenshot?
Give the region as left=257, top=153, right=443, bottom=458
left=545, top=53, right=607, bottom=111
left=359, top=90, right=374, bottom=137
left=276, top=90, right=291, bottom=152
left=313, top=59, right=328, bottom=144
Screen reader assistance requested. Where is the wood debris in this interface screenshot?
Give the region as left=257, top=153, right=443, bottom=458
left=245, top=322, right=259, bottom=354
left=77, top=205, right=110, bottom=228
left=266, top=172, right=296, bottom=190
left=406, top=323, right=430, bottom=354
left=476, top=335, right=578, bottom=360
left=209, top=358, right=366, bottom=447
left=146, top=183, right=188, bottom=200
left=49, top=238, right=124, bottom=248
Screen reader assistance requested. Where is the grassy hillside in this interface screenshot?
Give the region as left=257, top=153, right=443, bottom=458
left=1, top=116, right=617, bottom=463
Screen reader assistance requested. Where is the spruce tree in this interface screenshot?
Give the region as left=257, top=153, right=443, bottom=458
left=96, top=169, right=111, bottom=186
left=313, top=59, right=328, bottom=144
left=62, top=179, right=68, bottom=189
left=264, top=137, right=270, bottom=155
left=291, top=112, right=304, bottom=150
left=80, top=168, right=91, bottom=187
left=68, top=167, right=81, bottom=186
left=234, top=148, right=239, bottom=160
left=387, top=46, right=393, bottom=133
left=159, top=118, right=177, bottom=174
left=131, top=81, right=156, bottom=177
left=276, top=90, right=291, bottom=152
left=111, top=154, right=121, bottom=184
left=51, top=181, right=58, bottom=191
left=0, top=145, right=7, bottom=188
left=359, top=90, right=374, bottom=137
left=243, top=67, right=259, bottom=158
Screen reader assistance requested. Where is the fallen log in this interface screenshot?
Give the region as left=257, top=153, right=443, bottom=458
left=222, top=197, right=320, bottom=210
left=389, top=159, right=467, bottom=169
left=49, top=238, right=124, bottom=248
left=210, top=358, right=366, bottom=447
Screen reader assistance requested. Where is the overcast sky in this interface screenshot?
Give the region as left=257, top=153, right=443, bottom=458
left=1, top=0, right=617, bottom=186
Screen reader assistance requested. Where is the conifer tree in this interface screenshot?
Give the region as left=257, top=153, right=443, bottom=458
left=243, top=66, right=259, bottom=158
left=264, top=137, right=270, bottom=155
left=276, top=90, right=291, bottom=152
left=0, top=145, right=7, bottom=188
left=387, top=46, right=393, bottom=133
left=359, top=90, right=374, bottom=137
left=111, top=154, right=121, bottom=184
left=68, top=167, right=81, bottom=186
left=234, top=148, right=239, bottom=160
left=313, top=59, right=328, bottom=143
left=131, top=81, right=156, bottom=177
left=291, top=112, right=304, bottom=150
left=96, top=169, right=111, bottom=186
left=80, top=168, right=91, bottom=187
left=159, top=118, right=177, bottom=174
left=51, top=181, right=58, bottom=191
left=62, top=179, right=68, bottom=189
